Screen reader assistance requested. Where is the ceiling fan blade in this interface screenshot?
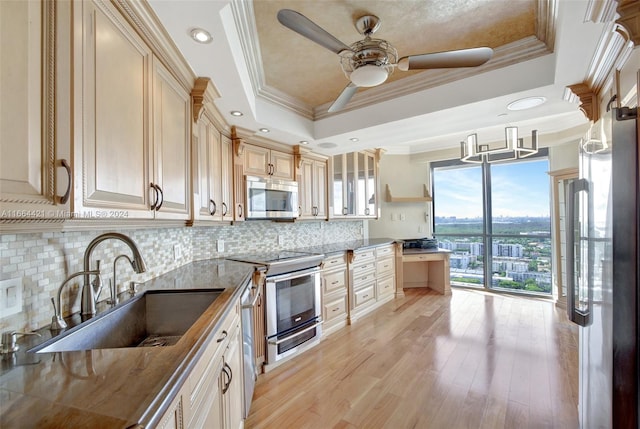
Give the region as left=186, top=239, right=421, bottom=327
left=397, top=47, right=493, bottom=71
left=328, top=83, right=359, bottom=113
left=277, top=9, right=352, bottom=55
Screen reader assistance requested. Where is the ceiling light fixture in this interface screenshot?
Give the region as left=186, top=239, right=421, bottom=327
left=349, top=137, right=359, bottom=142
left=299, top=140, right=309, bottom=145
left=259, top=128, right=270, bottom=133
left=230, top=111, right=243, bottom=117
left=507, top=96, right=546, bottom=111
left=461, top=127, right=539, bottom=163
left=190, top=28, right=212, bottom=44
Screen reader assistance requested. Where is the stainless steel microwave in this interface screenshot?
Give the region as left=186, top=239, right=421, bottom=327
left=245, top=175, right=299, bottom=220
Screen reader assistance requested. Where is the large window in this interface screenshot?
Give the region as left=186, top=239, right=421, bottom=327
left=432, top=150, right=552, bottom=295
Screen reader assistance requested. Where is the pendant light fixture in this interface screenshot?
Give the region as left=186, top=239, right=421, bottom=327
left=460, top=127, right=539, bottom=163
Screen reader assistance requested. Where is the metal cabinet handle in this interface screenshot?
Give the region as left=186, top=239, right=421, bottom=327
left=150, top=183, right=159, bottom=210
left=222, top=202, right=228, bottom=216
left=155, top=185, right=164, bottom=211
left=209, top=199, right=217, bottom=216
left=56, top=159, right=72, bottom=204
left=222, top=362, right=233, bottom=394
left=237, top=204, right=243, bottom=218
left=342, top=207, right=348, bottom=215
left=216, top=330, right=228, bottom=343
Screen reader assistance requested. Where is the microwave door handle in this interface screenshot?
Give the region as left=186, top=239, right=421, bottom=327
left=566, top=178, right=590, bottom=326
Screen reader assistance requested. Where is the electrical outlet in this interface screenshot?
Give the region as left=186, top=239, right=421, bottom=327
left=0, top=278, right=22, bottom=318
left=217, top=239, right=225, bottom=252
left=400, top=213, right=406, bottom=221
left=278, top=234, right=285, bottom=246
left=173, top=244, right=182, bottom=261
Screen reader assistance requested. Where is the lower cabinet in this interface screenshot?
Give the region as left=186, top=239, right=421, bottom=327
left=348, top=244, right=396, bottom=323
left=321, top=253, right=349, bottom=336
left=159, top=296, right=244, bottom=429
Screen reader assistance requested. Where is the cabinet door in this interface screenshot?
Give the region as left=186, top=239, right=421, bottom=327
left=75, top=0, right=153, bottom=218
left=298, top=158, right=314, bottom=219
left=0, top=0, right=72, bottom=219
left=365, top=152, right=377, bottom=217
left=152, top=57, right=190, bottom=219
left=313, top=160, right=328, bottom=219
left=270, top=150, right=294, bottom=180
left=332, top=154, right=344, bottom=216
left=223, top=322, right=244, bottom=429
left=221, top=135, right=234, bottom=222
left=193, top=119, right=214, bottom=221
left=243, top=145, right=270, bottom=176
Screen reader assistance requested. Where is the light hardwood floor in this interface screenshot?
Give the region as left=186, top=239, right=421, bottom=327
left=245, top=288, right=579, bottom=429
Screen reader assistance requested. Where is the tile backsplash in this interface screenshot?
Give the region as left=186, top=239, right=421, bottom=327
left=0, top=220, right=363, bottom=332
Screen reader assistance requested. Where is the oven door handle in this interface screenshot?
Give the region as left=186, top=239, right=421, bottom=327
left=266, top=266, right=320, bottom=283
left=267, top=320, right=322, bottom=345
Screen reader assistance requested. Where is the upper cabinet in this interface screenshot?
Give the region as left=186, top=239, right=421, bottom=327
left=0, top=0, right=72, bottom=221
left=243, top=145, right=294, bottom=180
left=296, top=150, right=328, bottom=220
left=331, top=150, right=379, bottom=219
left=191, top=77, right=234, bottom=224
left=72, top=0, right=191, bottom=221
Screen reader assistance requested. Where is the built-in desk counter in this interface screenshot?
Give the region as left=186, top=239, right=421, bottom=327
left=399, top=249, right=451, bottom=295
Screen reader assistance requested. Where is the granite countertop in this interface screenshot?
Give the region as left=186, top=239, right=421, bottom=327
left=298, top=238, right=397, bottom=256
left=0, top=259, right=255, bottom=429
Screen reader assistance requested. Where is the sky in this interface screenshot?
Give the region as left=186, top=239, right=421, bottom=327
left=433, top=159, right=550, bottom=219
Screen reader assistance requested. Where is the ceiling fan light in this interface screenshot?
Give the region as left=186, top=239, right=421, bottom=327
left=349, top=65, right=389, bottom=87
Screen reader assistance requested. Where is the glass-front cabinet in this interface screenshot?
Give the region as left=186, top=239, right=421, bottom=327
left=332, top=150, right=378, bottom=219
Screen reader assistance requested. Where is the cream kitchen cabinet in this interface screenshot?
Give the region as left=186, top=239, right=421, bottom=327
left=331, top=150, right=379, bottom=219
left=243, top=144, right=294, bottom=180
left=0, top=0, right=73, bottom=222
left=191, top=78, right=234, bottom=225
left=184, top=298, right=244, bottom=429
left=321, top=253, right=349, bottom=336
left=348, top=244, right=396, bottom=323
left=297, top=157, right=328, bottom=220
left=72, top=0, right=190, bottom=221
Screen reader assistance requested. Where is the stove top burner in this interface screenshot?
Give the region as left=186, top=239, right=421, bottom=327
left=228, top=251, right=324, bottom=276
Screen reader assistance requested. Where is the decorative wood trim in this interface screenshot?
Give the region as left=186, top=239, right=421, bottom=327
left=566, top=82, right=600, bottom=122
left=617, top=0, right=640, bottom=45
left=386, top=184, right=432, bottom=203
left=548, top=167, right=579, bottom=178
left=231, top=126, right=245, bottom=156
left=191, top=77, right=221, bottom=124
left=45, top=0, right=56, bottom=203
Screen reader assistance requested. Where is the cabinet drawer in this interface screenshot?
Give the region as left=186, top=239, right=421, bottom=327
left=377, top=256, right=395, bottom=277
left=351, top=248, right=375, bottom=264
left=353, top=260, right=376, bottom=277
left=403, top=253, right=446, bottom=263
left=323, top=293, right=348, bottom=323
left=188, top=302, right=238, bottom=404
left=323, top=269, right=347, bottom=295
left=377, top=275, right=395, bottom=297
left=376, top=245, right=394, bottom=258
left=354, top=284, right=375, bottom=308
left=323, top=252, right=347, bottom=269
left=352, top=271, right=376, bottom=288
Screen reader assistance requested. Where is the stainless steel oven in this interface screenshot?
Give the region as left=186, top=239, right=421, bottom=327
left=265, top=266, right=322, bottom=363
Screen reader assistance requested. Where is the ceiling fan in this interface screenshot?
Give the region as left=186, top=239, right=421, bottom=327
left=277, top=9, right=494, bottom=113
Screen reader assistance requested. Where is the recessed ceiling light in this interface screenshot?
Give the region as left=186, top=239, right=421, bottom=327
left=190, top=28, right=212, bottom=44
left=507, top=96, right=546, bottom=111
left=349, top=137, right=359, bottom=142
left=230, top=111, right=243, bottom=117
left=318, top=142, right=338, bottom=149
left=299, top=140, right=309, bottom=145
left=259, top=128, right=270, bottom=133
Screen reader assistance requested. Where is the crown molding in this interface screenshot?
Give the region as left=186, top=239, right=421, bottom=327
left=617, top=0, right=640, bottom=45
left=565, top=83, right=600, bottom=122
left=234, top=0, right=557, bottom=121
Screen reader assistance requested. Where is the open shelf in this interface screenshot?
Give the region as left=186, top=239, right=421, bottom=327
left=386, top=184, right=432, bottom=202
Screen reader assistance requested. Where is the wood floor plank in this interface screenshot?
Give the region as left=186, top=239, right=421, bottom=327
left=245, top=288, right=579, bottom=429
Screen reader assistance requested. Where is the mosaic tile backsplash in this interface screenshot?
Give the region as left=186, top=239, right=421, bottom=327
left=0, top=220, right=363, bottom=331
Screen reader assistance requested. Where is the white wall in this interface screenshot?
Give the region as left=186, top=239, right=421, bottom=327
left=368, top=154, right=433, bottom=239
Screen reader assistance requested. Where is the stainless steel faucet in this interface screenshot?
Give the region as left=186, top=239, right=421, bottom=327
left=81, top=233, right=147, bottom=317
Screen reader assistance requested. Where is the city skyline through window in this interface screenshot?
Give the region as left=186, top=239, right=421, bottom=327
left=432, top=152, right=552, bottom=295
